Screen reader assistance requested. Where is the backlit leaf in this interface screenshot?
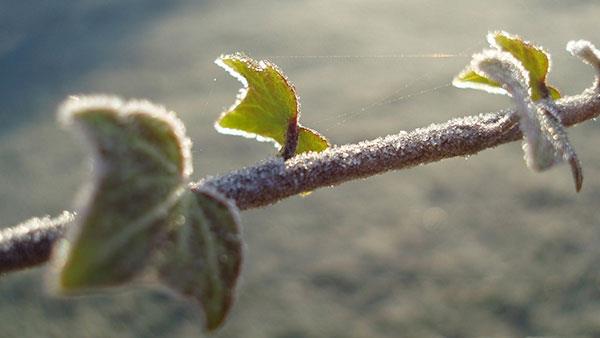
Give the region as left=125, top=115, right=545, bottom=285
left=453, top=31, right=562, bottom=101
left=489, top=31, right=559, bottom=101
left=452, top=69, right=507, bottom=95
left=297, top=127, right=329, bottom=154
left=548, top=86, right=561, bottom=100
left=215, top=54, right=329, bottom=158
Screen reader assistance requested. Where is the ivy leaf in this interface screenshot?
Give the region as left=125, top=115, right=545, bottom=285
left=53, top=96, right=244, bottom=329
left=297, top=127, right=330, bottom=154
left=215, top=54, right=329, bottom=159
left=158, top=189, right=242, bottom=331
left=471, top=50, right=583, bottom=192
left=52, top=96, right=192, bottom=291
left=489, top=31, right=560, bottom=101
left=453, top=31, right=561, bottom=101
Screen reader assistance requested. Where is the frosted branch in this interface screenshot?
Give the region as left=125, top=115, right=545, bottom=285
left=0, top=212, right=74, bottom=273
left=1, top=87, right=599, bottom=274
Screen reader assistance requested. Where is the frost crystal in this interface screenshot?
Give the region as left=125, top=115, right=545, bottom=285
left=567, top=40, right=600, bottom=68
left=472, top=50, right=530, bottom=100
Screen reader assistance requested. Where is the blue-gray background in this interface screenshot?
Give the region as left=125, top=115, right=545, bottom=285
left=2, top=1, right=600, bottom=337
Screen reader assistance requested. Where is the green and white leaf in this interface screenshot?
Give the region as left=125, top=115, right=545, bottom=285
left=471, top=51, right=582, bottom=191
left=488, top=31, right=560, bottom=101
left=453, top=31, right=561, bottom=101
left=452, top=69, right=508, bottom=95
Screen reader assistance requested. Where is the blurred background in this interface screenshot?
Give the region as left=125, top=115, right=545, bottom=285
left=2, top=1, right=600, bottom=337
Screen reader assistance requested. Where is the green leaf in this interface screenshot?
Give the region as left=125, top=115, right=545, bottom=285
left=297, top=127, right=329, bottom=154
left=452, top=69, right=507, bottom=95
left=53, top=97, right=192, bottom=291
left=453, top=31, right=562, bottom=101
left=548, top=85, right=561, bottom=100
left=215, top=54, right=329, bottom=158
left=489, top=31, right=560, bottom=101
left=158, top=189, right=242, bottom=331
left=54, top=96, right=244, bottom=329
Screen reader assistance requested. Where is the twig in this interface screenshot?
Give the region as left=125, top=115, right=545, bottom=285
left=199, top=87, right=600, bottom=208
left=0, top=212, right=74, bottom=273
left=1, top=86, right=599, bottom=274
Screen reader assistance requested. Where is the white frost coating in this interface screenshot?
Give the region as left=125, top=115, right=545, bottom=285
left=58, top=95, right=194, bottom=178
left=472, top=50, right=530, bottom=100
left=472, top=51, right=563, bottom=172
left=536, top=98, right=583, bottom=188
left=520, top=103, right=560, bottom=171
left=487, top=30, right=512, bottom=48
left=453, top=30, right=551, bottom=97
left=58, top=95, right=123, bottom=126
left=214, top=122, right=281, bottom=148
left=567, top=40, right=600, bottom=68
left=214, top=57, right=250, bottom=90
left=0, top=211, right=74, bottom=252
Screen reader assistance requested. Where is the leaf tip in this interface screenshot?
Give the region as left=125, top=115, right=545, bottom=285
left=214, top=53, right=251, bottom=89
left=486, top=30, right=512, bottom=47
left=58, top=95, right=123, bottom=127
left=296, top=126, right=330, bottom=154
left=58, top=95, right=193, bottom=178
left=570, top=156, right=584, bottom=193
left=125, top=99, right=194, bottom=178
left=451, top=68, right=508, bottom=95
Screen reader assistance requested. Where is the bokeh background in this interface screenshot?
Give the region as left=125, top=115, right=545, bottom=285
left=2, top=1, right=600, bottom=337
